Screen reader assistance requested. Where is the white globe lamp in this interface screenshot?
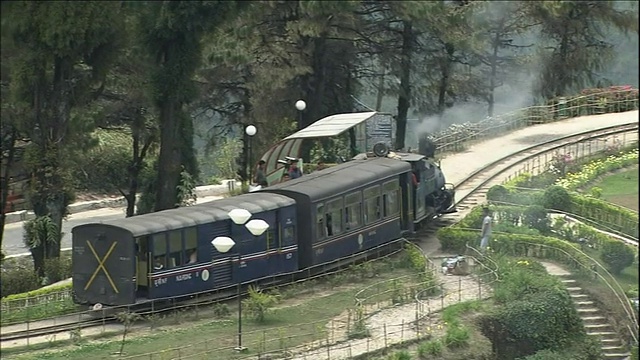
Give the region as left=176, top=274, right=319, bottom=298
left=228, top=209, right=252, bottom=225
left=211, top=236, right=236, bottom=253
left=295, top=100, right=306, bottom=111
left=245, top=219, right=270, bottom=236
left=245, top=125, right=257, bottom=137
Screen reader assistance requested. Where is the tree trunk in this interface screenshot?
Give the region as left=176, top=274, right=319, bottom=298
left=436, top=43, right=455, bottom=131
left=30, top=58, right=73, bottom=260
left=30, top=244, right=45, bottom=278
left=154, top=101, right=182, bottom=211
left=487, top=33, right=501, bottom=118
left=304, top=35, right=328, bottom=129
left=395, top=21, right=413, bottom=151
left=0, top=128, right=17, bottom=250
left=375, top=60, right=386, bottom=112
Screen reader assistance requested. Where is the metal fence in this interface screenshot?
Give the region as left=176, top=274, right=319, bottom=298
left=431, top=88, right=639, bottom=154
left=116, top=246, right=498, bottom=360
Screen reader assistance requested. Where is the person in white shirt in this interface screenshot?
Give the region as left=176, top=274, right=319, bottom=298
left=480, top=207, right=492, bottom=250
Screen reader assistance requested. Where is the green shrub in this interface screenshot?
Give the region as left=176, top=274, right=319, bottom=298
left=437, top=227, right=477, bottom=253
left=388, top=350, right=412, bottom=360
left=588, top=187, right=602, bottom=199
left=631, top=345, right=638, bottom=360
left=212, top=303, right=230, bottom=318
left=242, top=285, right=279, bottom=323
left=600, top=241, right=635, bottom=275
left=70, top=129, right=133, bottom=193
left=523, top=205, right=551, bottom=235
left=1, top=266, right=41, bottom=298
left=43, top=256, right=72, bottom=284
left=443, top=325, right=470, bottom=349
left=517, top=336, right=602, bottom=360
left=542, top=186, right=572, bottom=212
left=487, top=185, right=511, bottom=202
left=417, top=339, right=443, bottom=358
left=492, top=258, right=559, bottom=304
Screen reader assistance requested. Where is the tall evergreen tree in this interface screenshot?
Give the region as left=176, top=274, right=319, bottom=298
left=5, top=1, right=124, bottom=263
left=532, top=1, right=637, bottom=99
left=137, top=1, right=240, bottom=211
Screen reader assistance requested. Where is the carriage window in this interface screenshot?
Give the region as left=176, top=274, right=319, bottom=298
left=316, top=204, right=326, bottom=240
left=168, top=231, right=182, bottom=269
left=383, top=180, right=400, bottom=217
left=185, top=227, right=198, bottom=265
left=364, top=186, right=381, bottom=224
left=326, top=198, right=343, bottom=236
left=345, top=192, right=362, bottom=230
left=152, top=233, right=167, bottom=271
left=267, top=229, right=277, bottom=250
left=283, top=226, right=295, bottom=246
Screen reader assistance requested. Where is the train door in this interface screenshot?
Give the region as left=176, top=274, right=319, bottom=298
left=399, top=173, right=413, bottom=233
left=135, top=236, right=150, bottom=299
left=412, top=163, right=426, bottom=222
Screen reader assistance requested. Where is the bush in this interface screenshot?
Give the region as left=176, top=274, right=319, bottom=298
left=417, top=339, right=443, bottom=358
left=242, top=285, right=279, bottom=323
left=388, top=350, right=412, bottom=360
left=487, top=185, right=511, bottom=202
left=444, top=325, right=470, bottom=349
left=1, top=266, right=41, bottom=298
left=492, top=258, right=558, bottom=304
left=43, top=256, right=72, bottom=284
left=600, top=241, right=635, bottom=275
left=523, top=205, right=551, bottom=234
left=518, top=336, right=602, bottom=360
left=542, top=186, right=572, bottom=212
left=480, top=257, right=586, bottom=359
left=70, top=129, right=132, bottom=193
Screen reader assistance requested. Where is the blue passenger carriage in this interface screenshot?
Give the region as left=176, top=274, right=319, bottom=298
left=72, top=193, right=298, bottom=306
left=261, top=157, right=412, bottom=269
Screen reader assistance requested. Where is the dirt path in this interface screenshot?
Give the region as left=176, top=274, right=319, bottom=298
left=282, top=270, right=492, bottom=360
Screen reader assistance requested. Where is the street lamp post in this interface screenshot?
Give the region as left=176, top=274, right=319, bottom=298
left=245, top=125, right=257, bottom=185
left=295, top=99, right=306, bottom=130
left=211, top=209, right=269, bottom=352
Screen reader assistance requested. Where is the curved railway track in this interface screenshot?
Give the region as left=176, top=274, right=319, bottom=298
left=2, top=122, right=638, bottom=347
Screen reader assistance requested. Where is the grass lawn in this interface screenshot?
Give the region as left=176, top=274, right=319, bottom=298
left=6, top=259, right=422, bottom=360
left=588, top=167, right=639, bottom=211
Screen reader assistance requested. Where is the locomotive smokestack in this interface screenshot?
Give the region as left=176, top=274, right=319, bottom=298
left=418, top=136, right=436, bottom=158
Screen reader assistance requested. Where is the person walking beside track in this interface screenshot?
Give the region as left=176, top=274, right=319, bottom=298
left=480, top=206, right=492, bottom=250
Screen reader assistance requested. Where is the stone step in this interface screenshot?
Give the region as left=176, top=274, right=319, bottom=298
left=599, top=338, right=623, bottom=345
left=587, top=331, right=618, bottom=337
left=584, top=323, right=613, bottom=330
left=566, top=286, right=583, bottom=292
left=570, top=293, right=589, bottom=299
left=602, top=346, right=626, bottom=352
left=581, top=316, right=608, bottom=324
left=602, top=353, right=631, bottom=360
left=575, top=300, right=595, bottom=307
left=577, top=308, right=600, bottom=314
left=561, top=279, right=577, bottom=284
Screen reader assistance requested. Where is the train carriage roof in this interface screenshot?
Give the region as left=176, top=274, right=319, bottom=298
left=73, top=193, right=295, bottom=237
left=260, top=157, right=411, bottom=202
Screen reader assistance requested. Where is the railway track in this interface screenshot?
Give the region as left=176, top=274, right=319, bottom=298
left=2, top=122, right=638, bottom=347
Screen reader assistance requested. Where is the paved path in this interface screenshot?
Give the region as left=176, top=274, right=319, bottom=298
left=2, top=195, right=225, bottom=257
left=286, top=260, right=492, bottom=360
left=439, top=111, right=638, bottom=186
left=2, top=110, right=637, bottom=257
